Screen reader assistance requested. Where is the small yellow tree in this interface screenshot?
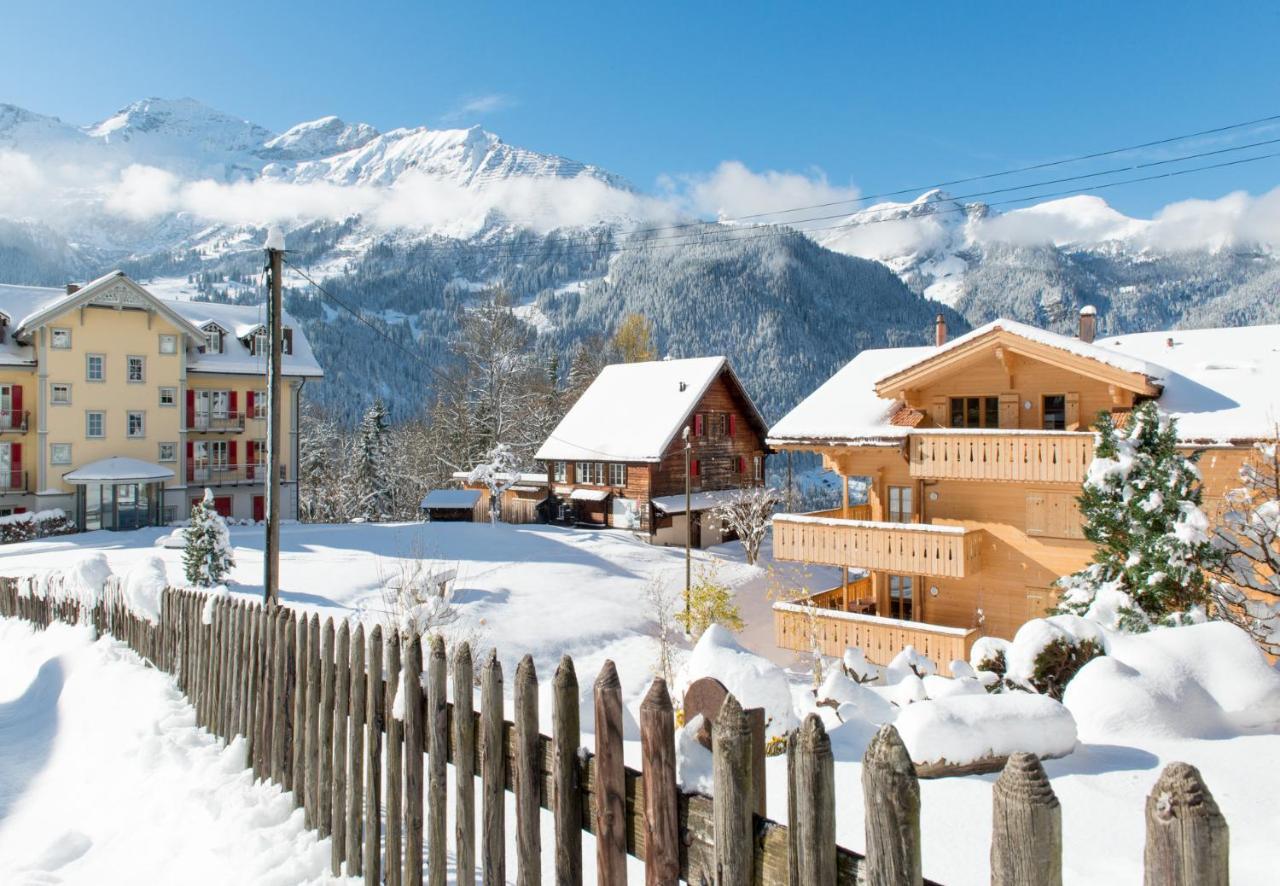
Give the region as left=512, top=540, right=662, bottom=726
left=612, top=314, right=657, bottom=363
left=677, top=562, right=744, bottom=639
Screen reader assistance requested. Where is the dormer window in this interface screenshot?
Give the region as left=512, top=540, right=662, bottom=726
left=203, top=325, right=224, bottom=355
left=253, top=329, right=268, bottom=355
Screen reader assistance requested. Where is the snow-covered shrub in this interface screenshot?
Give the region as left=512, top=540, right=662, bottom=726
left=894, top=693, right=1078, bottom=768
left=676, top=562, right=742, bottom=640
left=0, top=508, right=76, bottom=544
left=970, top=636, right=1012, bottom=691
left=56, top=553, right=114, bottom=610
left=840, top=646, right=879, bottom=684
left=183, top=489, right=235, bottom=587
left=1003, top=616, right=1108, bottom=700
left=711, top=485, right=780, bottom=565
left=123, top=556, right=168, bottom=624
left=885, top=644, right=937, bottom=679
left=643, top=574, right=681, bottom=686
left=1056, top=402, right=1218, bottom=630
left=677, top=624, right=796, bottom=738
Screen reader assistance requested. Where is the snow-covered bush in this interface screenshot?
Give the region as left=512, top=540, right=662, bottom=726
left=183, top=489, right=235, bottom=587
left=841, top=646, right=879, bottom=684
left=1004, top=616, right=1108, bottom=700
left=467, top=443, right=524, bottom=525
left=677, top=624, right=796, bottom=738
left=676, top=562, right=742, bottom=640
left=122, top=556, right=168, bottom=624
left=711, top=486, right=780, bottom=565
left=0, top=508, right=76, bottom=544
left=894, top=693, right=1078, bottom=768
left=1056, top=402, right=1218, bottom=630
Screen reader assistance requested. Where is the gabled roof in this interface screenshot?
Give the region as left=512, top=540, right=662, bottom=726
left=534, top=356, right=768, bottom=463
left=13, top=271, right=207, bottom=339
left=873, top=318, right=1161, bottom=399
left=769, top=320, right=1280, bottom=447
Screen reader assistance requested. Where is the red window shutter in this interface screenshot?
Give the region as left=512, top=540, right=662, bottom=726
left=728, top=414, right=736, bottom=436
left=186, top=390, right=195, bottom=427
left=694, top=413, right=704, bottom=436
left=246, top=441, right=256, bottom=478
left=737, top=456, right=746, bottom=474
left=10, top=385, right=21, bottom=428
left=11, top=443, right=20, bottom=476
left=691, top=459, right=700, bottom=477
left=14, top=507, right=26, bottom=515
left=246, top=391, right=255, bottom=416
left=228, top=440, right=238, bottom=467
left=229, top=391, right=238, bottom=415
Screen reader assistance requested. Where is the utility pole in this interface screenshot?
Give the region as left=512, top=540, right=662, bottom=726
left=683, top=425, right=692, bottom=631
left=263, top=227, right=285, bottom=606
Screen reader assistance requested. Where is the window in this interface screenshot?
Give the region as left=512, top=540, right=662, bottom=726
left=158, top=334, right=177, bottom=355
left=203, top=326, right=223, bottom=354
left=575, top=461, right=604, bottom=485
left=159, top=387, right=176, bottom=407
left=127, top=355, right=145, bottom=383
left=887, top=486, right=914, bottom=523
left=86, top=354, right=105, bottom=382
left=252, top=390, right=267, bottom=419
left=608, top=463, right=626, bottom=486
left=552, top=461, right=567, bottom=483
left=158, top=442, right=176, bottom=463
left=51, top=383, right=71, bottom=405
left=86, top=411, right=105, bottom=438
left=753, top=454, right=764, bottom=482
left=51, top=328, right=72, bottom=349
left=949, top=396, right=1000, bottom=428
left=50, top=443, right=71, bottom=465
left=127, top=411, right=145, bottom=438
left=251, top=329, right=268, bottom=356
left=1043, top=395, right=1067, bottom=431
left=889, top=575, right=915, bottom=621
left=705, top=413, right=726, bottom=439
left=282, top=327, right=293, bottom=355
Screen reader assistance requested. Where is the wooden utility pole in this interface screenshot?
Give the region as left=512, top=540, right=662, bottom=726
left=264, top=228, right=284, bottom=606
left=683, top=425, right=692, bottom=630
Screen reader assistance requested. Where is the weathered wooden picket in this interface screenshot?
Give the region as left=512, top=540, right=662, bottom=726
left=0, top=577, right=1231, bottom=886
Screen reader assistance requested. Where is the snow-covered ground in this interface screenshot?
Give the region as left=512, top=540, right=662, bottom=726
left=2, top=521, right=1277, bottom=884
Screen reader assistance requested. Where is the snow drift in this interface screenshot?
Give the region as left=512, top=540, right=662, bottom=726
left=894, top=693, right=1078, bottom=767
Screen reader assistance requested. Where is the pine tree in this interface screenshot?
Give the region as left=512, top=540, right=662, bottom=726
left=1056, top=401, right=1218, bottom=630
left=353, top=398, right=392, bottom=521
left=183, top=488, right=235, bottom=587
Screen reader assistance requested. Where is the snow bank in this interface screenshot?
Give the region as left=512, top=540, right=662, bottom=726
left=675, top=714, right=714, bottom=792
left=894, top=693, right=1078, bottom=767
left=817, top=669, right=895, bottom=724
left=121, top=557, right=168, bottom=625
left=53, top=553, right=114, bottom=610
left=1064, top=621, right=1280, bottom=739
left=678, top=625, right=797, bottom=737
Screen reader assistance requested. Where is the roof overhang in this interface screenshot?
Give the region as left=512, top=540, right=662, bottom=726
left=873, top=328, right=1161, bottom=400
left=63, top=456, right=175, bottom=484
left=16, top=271, right=206, bottom=340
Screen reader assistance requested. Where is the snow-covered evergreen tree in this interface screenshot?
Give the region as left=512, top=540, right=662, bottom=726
left=183, top=488, right=235, bottom=587
left=467, top=443, right=525, bottom=524
left=1056, top=401, right=1217, bottom=630
left=352, top=398, right=392, bottom=521
left=1207, top=432, right=1280, bottom=654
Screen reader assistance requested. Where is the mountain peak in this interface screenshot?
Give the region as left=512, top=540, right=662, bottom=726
left=262, top=115, right=380, bottom=161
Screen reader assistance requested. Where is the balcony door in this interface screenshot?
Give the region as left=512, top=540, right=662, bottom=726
left=887, top=485, right=914, bottom=523
left=888, top=574, right=915, bottom=621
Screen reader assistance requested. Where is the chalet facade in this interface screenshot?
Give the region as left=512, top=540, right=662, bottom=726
left=0, top=271, right=321, bottom=529
left=535, top=356, right=769, bottom=546
left=768, top=310, right=1279, bottom=665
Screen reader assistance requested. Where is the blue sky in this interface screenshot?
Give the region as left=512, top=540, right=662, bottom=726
left=5, top=1, right=1280, bottom=216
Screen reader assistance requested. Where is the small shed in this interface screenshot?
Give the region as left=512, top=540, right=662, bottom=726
left=420, top=489, right=482, bottom=522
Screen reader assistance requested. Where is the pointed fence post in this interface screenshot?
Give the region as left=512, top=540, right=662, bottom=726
left=386, top=631, right=403, bottom=886
left=861, top=724, right=922, bottom=886
left=790, top=714, right=836, bottom=886
left=593, top=661, right=627, bottom=886
left=553, top=655, right=582, bottom=886
left=347, top=623, right=367, bottom=876
left=332, top=620, right=351, bottom=876
left=366, top=624, right=384, bottom=886
left=991, top=752, right=1062, bottom=886
left=454, top=643, right=476, bottom=886
left=306, top=614, right=322, bottom=828
left=427, top=635, right=449, bottom=886
left=712, top=693, right=754, bottom=886
left=403, top=632, right=425, bottom=886
left=318, top=618, right=336, bottom=839
left=1144, top=762, right=1229, bottom=886
left=514, top=655, right=541, bottom=886
left=640, top=678, right=679, bottom=886
left=481, top=649, right=506, bottom=886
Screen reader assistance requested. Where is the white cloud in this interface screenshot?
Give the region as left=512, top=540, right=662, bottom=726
left=672, top=160, right=860, bottom=225
left=442, top=93, right=514, bottom=123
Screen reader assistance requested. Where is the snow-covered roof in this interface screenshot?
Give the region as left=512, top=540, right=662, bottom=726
left=63, top=457, right=175, bottom=484
left=651, top=488, right=746, bottom=514
left=451, top=470, right=547, bottom=485
left=569, top=488, right=610, bottom=501
left=0, top=273, right=322, bottom=378
left=769, top=319, right=1280, bottom=446
left=534, top=356, right=764, bottom=463
left=420, top=489, right=482, bottom=509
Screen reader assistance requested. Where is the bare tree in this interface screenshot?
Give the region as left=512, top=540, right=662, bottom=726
left=712, top=486, right=782, bottom=565
left=1208, top=432, right=1280, bottom=655
left=644, top=573, right=681, bottom=686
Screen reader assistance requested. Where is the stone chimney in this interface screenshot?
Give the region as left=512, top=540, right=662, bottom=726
left=65, top=283, right=80, bottom=295
left=934, top=313, right=947, bottom=347
left=1078, top=305, right=1097, bottom=343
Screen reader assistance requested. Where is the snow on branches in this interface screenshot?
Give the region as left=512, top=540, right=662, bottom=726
left=711, top=485, right=781, bottom=565
left=467, top=443, right=525, bottom=524
left=183, top=488, right=235, bottom=588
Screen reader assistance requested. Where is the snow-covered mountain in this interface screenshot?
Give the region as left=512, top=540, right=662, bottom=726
left=1, top=96, right=1277, bottom=422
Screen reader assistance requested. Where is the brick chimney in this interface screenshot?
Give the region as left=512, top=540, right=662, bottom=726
left=65, top=283, right=80, bottom=295
left=1078, top=305, right=1097, bottom=343
left=934, top=313, right=947, bottom=346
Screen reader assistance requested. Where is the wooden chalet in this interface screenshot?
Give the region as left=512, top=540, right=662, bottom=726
left=534, top=356, right=769, bottom=546
left=768, top=310, right=1280, bottom=665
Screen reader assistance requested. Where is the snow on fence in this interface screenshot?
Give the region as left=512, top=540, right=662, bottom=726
left=0, top=578, right=1232, bottom=886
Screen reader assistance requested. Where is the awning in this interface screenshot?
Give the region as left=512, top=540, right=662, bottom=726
left=651, top=488, right=742, bottom=515
left=63, top=457, right=175, bottom=484
left=420, top=489, right=482, bottom=508
left=570, top=488, right=611, bottom=502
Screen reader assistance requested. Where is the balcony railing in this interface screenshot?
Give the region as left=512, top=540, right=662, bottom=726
left=0, top=470, right=27, bottom=492
left=185, top=412, right=246, bottom=433
left=772, top=512, right=983, bottom=578
left=0, top=410, right=28, bottom=432
left=187, top=464, right=279, bottom=485
left=774, top=596, right=980, bottom=665
left=909, top=431, right=1094, bottom=484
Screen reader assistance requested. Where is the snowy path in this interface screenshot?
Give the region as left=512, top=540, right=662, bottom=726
left=0, top=618, right=349, bottom=885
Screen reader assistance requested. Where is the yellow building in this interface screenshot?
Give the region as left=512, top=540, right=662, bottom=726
left=768, top=310, right=1278, bottom=665
left=0, top=271, right=322, bottom=529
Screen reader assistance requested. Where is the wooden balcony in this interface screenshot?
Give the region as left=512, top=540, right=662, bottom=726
left=909, top=431, right=1095, bottom=484
left=772, top=512, right=983, bottom=578
left=774, top=597, right=979, bottom=665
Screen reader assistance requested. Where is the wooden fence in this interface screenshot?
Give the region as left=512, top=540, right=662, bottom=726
left=0, top=578, right=1232, bottom=886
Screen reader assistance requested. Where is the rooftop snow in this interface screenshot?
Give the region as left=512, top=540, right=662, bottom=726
left=535, top=356, right=733, bottom=462
left=420, top=489, right=482, bottom=509
left=63, top=457, right=175, bottom=483
left=652, top=489, right=749, bottom=514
